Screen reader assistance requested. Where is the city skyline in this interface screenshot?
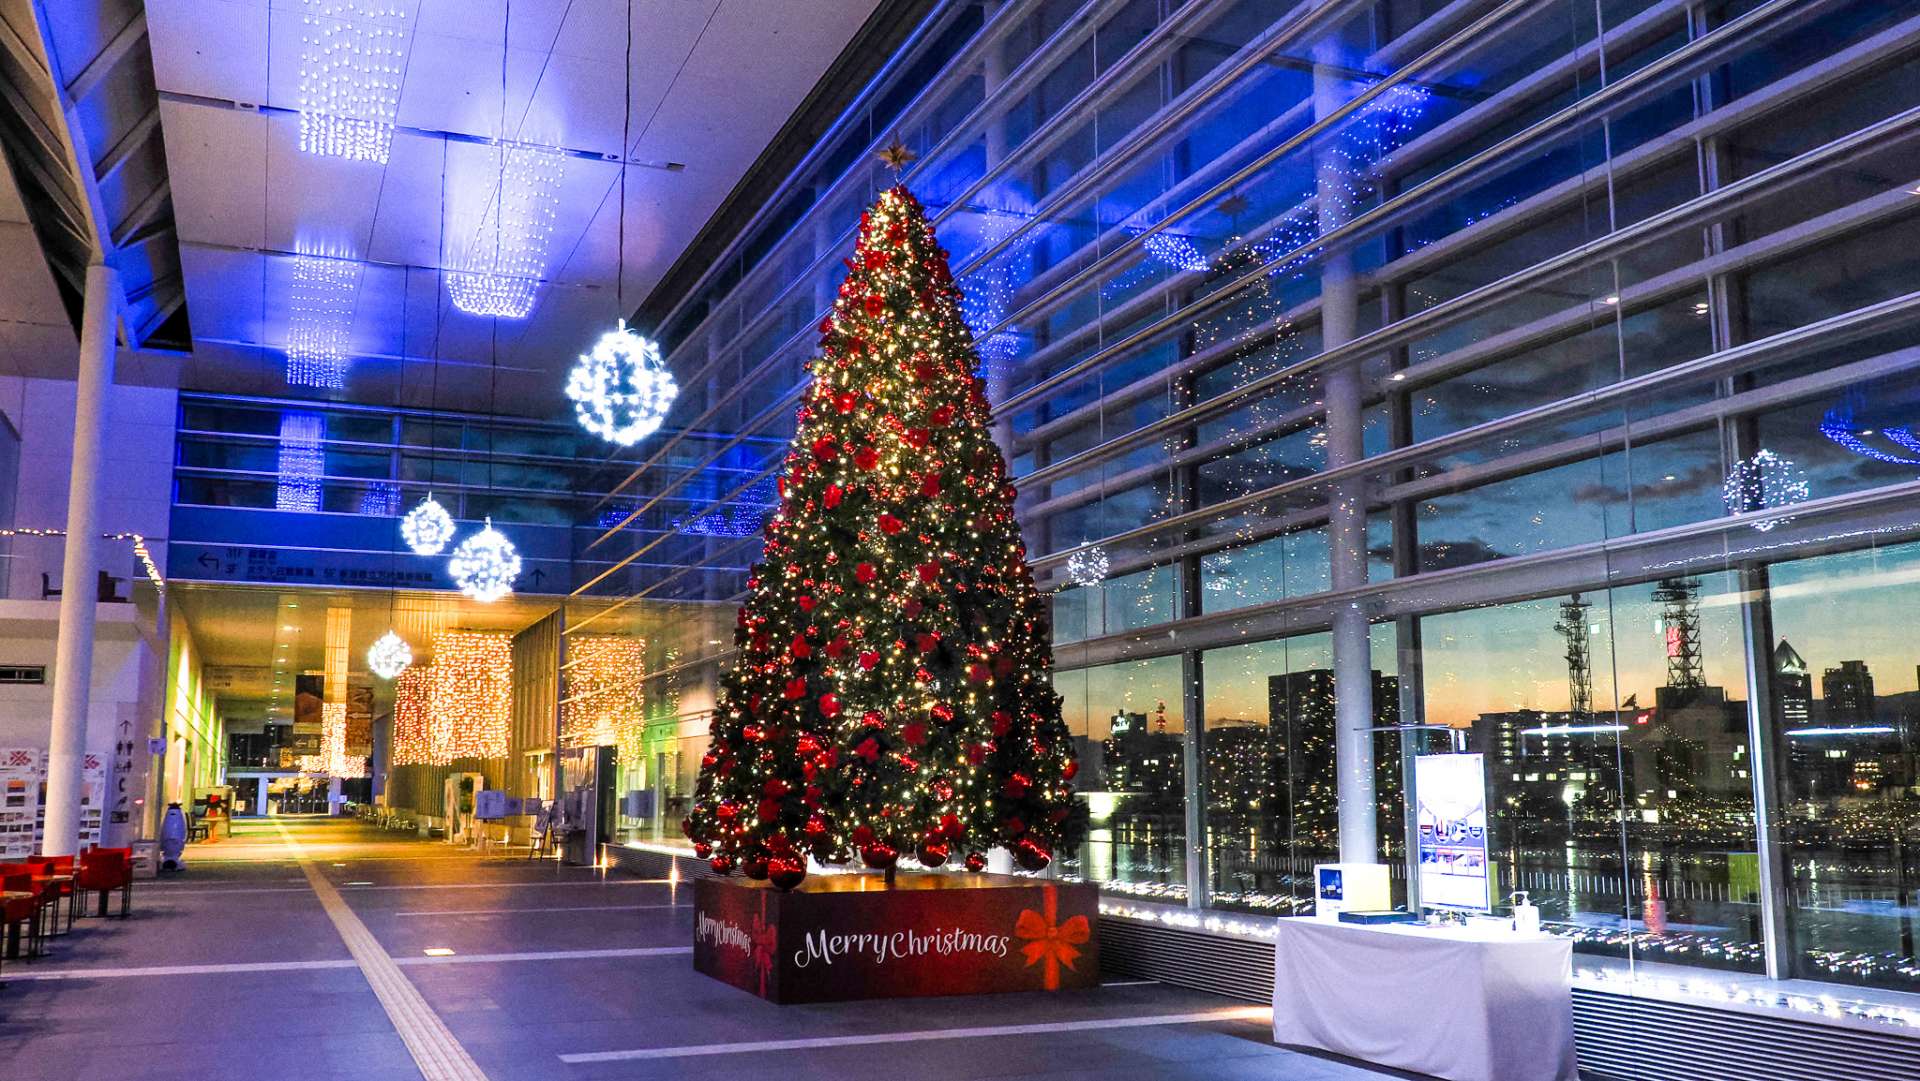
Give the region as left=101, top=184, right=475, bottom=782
left=1059, top=545, right=1920, bottom=732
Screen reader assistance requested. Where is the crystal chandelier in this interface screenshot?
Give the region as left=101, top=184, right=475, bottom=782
left=401, top=494, right=455, bottom=555
left=367, top=630, right=412, bottom=680
left=566, top=321, right=678, bottom=446
left=447, top=141, right=567, bottom=319
left=297, top=2, right=407, bottom=165
left=448, top=518, right=521, bottom=603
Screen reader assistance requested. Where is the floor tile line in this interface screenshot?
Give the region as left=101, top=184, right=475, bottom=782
left=278, top=820, right=493, bottom=1081
left=557, top=1006, right=1273, bottom=1063
left=390, top=903, right=690, bottom=917
left=4, top=958, right=364, bottom=981
left=394, top=946, right=691, bottom=966
left=6, top=945, right=694, bottom=981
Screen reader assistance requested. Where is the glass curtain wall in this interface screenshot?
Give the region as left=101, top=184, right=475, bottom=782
left=592, top=0, right=1920, bottom=995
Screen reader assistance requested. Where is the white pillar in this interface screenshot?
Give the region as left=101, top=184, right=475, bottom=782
left=1313, top=39, right=1377, bottom=865
left=43, top=263, right=118, bottom=857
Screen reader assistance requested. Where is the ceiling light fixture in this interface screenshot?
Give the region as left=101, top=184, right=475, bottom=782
left=285, top=251, right=358, bottom=389
left=448, top=517, right=520, bottom=603
left=401, top=494, right=455, bottom=555
left=566, top=0, right=676, bottom=449
left=567, top=321, right=677, bottom=446
left=298, top=2, right=407, bottom=165
left=367, top=630, right=412, bottom=679
left=448, top=141, right=566, bottom=319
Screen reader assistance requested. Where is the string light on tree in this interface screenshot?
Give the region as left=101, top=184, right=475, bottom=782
left=297, top=2, right=406, bottom=164
left=1722, top=449, right=1810, bottom=532
left=448, top=518, right=521, bottom=603
left=367, top=630, right=412, bottom=680
left=1065, top=545, right=1110, bottom=588
left=683, top=180, right=1083, bottom=890
left=566, top=321, right=679, bottom=446
left=400, top=495, right=455, bottom=555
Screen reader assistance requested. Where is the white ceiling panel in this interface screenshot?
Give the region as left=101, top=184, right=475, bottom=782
left=146, top=0, right=887, bottom=415
left=159, top=100, right=268, bottom=250
left=147, top=0, right=270, bottom=103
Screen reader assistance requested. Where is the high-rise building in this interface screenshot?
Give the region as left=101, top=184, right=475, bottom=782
left=1775, top=640, right=1812, bottom=725
left=1822, top=660, right=1878, bottom=726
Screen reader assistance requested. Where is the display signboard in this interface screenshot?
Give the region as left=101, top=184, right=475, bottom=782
left=292, top=673, right=324, bottom=754
left=1414, top=752, right=1492, bottom=911
left=345, top=684, right=374, bottom=757
left=0, top=747, right=43, bottom=859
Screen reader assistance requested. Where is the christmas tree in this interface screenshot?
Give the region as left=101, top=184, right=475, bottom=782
left=683, top=184, right=1081, bottom=890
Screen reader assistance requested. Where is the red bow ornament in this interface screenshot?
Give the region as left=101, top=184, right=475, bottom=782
left=1014, top=884, right=1089, bottom=991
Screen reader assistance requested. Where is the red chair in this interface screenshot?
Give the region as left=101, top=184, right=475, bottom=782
left=2, top=867, right=42, bottom=961
left=75, top=847, right=133, bottom=919
left=27, top=854, right=76, bottom=936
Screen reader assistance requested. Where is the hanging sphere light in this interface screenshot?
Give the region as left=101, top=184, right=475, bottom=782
left=448, top=517, right=522, bottom=603
left=367, top=630, right=412, bottom=680
left=1065, top=545, right=1110, bottom=588
left=401, top=494, right=456, bottom=555
left=565, top=320, right=678, bottom=446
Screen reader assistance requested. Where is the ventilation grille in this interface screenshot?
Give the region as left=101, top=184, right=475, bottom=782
left=604, top=849, right=1920, bottom=1080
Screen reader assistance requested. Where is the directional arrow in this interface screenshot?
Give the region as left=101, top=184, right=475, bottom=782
left=198, top=552, right=219, bottom=570
left=529, top=567, right=547, bottom=587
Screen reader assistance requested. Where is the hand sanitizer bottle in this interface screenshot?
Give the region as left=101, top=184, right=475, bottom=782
left=1510, top=890, right=1540, bottom=934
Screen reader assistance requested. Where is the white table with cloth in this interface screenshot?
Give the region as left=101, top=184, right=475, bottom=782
left=1270, top=916, right=1579, bottom=1081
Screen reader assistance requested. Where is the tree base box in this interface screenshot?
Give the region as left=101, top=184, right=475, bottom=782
left=693, top=872, right=1099, bottom=1003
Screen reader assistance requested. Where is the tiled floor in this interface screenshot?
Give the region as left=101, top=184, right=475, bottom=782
left=0, top=819, right=1405, bottom=1081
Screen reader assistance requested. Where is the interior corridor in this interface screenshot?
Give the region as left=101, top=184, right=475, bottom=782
left=0, top=821, right=1391, bottom=1081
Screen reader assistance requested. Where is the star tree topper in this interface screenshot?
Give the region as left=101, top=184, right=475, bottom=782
left=683, top=185, right=1082, bottom=889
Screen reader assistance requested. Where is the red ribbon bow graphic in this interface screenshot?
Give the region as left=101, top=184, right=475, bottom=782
left=1015, top=884, right=1089, bottom=991
left=749, top=897, right=777, bottom=997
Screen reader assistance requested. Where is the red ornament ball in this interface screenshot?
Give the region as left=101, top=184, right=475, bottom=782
left=709, top=854, right=735, bottom=874
left=964, top=851, right=987, bottom=873
left=917, top=839, right=951, bottom=867
left=768, top=855, right=807, bottom=891
left=743, top=854, right=771, bottom=880
left=861, top=842, right=899, bottom=871
left=1013, top=837, right=1052, bottom=872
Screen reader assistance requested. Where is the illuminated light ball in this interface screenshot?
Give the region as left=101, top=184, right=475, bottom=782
left=1721, top=448, right=1810, bottom=533
left=366, top=630, right=411, bottom=680
left=964, top=851, right=987, bottom=873
left=400, top=494, right=455, bottom=555
left=448, top=517, right=522, bottom=603
left=1013, top=837, right=1052, bottom=873
left=566, top=320, right=679, bottom=447
left=768, top=854, right=807, bottom=891
left=860, top=841, right=899, bottom=871
left=1065, top=545, right=1109, bottom=588
left=916, top=839, right=950, bottom=868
